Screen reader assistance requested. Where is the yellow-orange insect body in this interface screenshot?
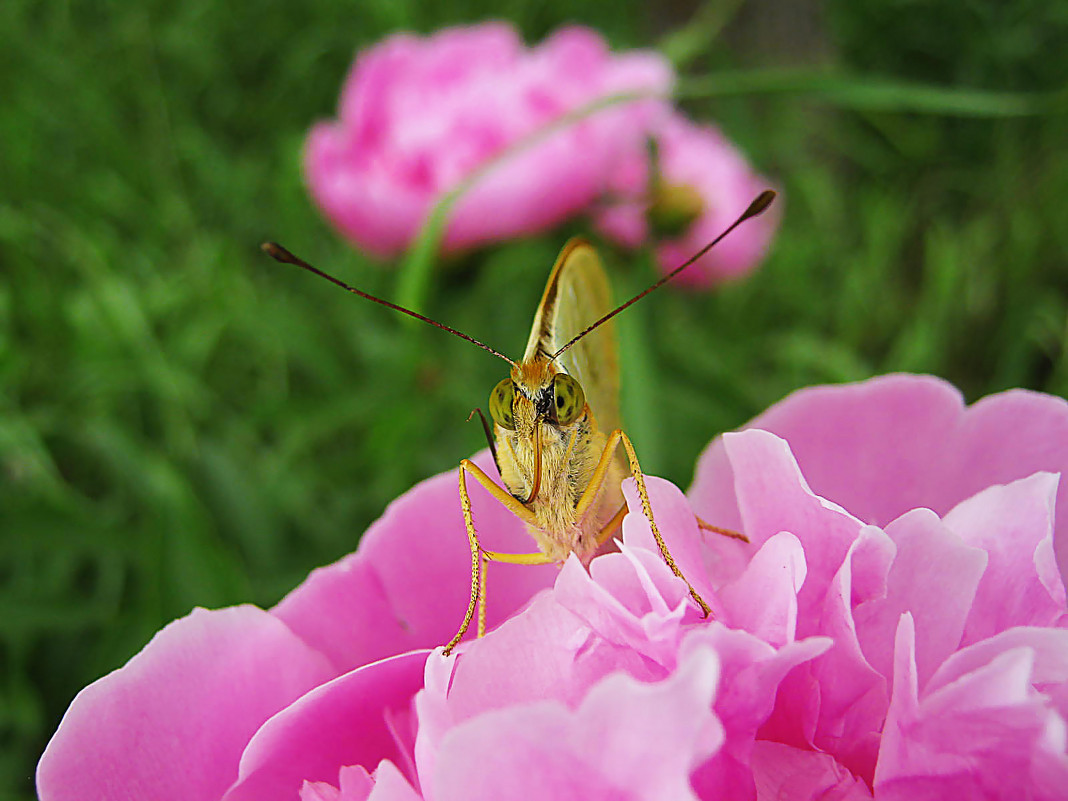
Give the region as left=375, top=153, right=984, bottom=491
left=447, top=238, right=726, bottom=655
left=493, top=241, right=624, bottom=564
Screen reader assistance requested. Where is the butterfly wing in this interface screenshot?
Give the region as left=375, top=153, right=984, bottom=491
left=523, top=239, right=620, bottom=433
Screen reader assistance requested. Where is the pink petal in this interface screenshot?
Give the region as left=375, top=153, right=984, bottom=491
left=652, top=116, right=779, bottom=287
left=273, top=450, right=556, bottom=673
left=927, top=627, right=1068, bottom=706
left=691, top=627, right=832, bottom=797
left=620, top=475, right=715, bottom=608
left=943, top=472, right=1065, bottom=643
left=304, top=122, right=429, bottom=257
left=717, top=429, right=865, bottom=624
left=585, top=545, right=692, bottom=622
left=299, top=765, right=374, bottom=801
left=422, top=589, right=658, bottom=729
left=718, top=532, right=807, bottom=647
left=366, top=761, right=422, bottom=801
left=223, top=650, right=428, bottom=801
left=697, top=626, right=831, bottom=740
left=877, top=614, right=1068, bottom=800
left=874, top=613, right=920, bottom=785
left=301, top=779, right=343, bottom=801
left=557, top=548, right=693, bottom=667
left=37, top=606, right=335, bottom=801
left=411, top=584, right=657, bottom=789
left=693, top=376, right=962, bottom=531
left=853, top=508, right=987, bottom=687
left=750, top=742, right=873, bottom=801
left=437, top=704, right=604, bottom=799
left=339, top=766, right=375, bottom=800
left=944, top=389, right=1068, bottom=577
left=430, top=644, right=723, bottom=800
left=806, top=528, right=895, bottom=780
left=693, top=375, right=1068, bottom=580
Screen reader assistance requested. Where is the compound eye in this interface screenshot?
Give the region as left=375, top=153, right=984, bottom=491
left=550, top=373, right=585, bottom=425
left=488, top=378, right=516, bottom=430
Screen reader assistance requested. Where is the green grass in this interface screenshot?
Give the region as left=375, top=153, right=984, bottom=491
left=3, top=1, right=1067, bottom=798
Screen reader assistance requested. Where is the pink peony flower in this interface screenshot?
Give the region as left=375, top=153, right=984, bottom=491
left=37, top=375, right=1068, bottom=799
left=691, top=374, right=1068, bottom=796
left=595, top=111, right=779, bottom=287
left=36, top=451, right=552, bottom=801
left=305, top=23, right=672, bottom=257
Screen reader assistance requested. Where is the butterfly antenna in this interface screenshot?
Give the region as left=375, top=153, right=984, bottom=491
left=262, top=242, right=515, bottom=365
left=551, top=190, right=776, bottom=361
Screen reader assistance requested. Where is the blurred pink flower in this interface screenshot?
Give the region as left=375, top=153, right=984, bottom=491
left=38, top=375, right=1068, bottom=799
left=305, top=23, right=672, bottom=258
left=596, top=112, right=779, bottom=288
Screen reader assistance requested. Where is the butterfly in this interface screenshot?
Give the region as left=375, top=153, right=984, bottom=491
left=263, top=189, right=775, bottom=655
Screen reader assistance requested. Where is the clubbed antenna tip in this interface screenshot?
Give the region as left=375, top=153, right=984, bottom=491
left=262, top=241, right=296, bottom=263
left=744, top=190, right=776, bottom=220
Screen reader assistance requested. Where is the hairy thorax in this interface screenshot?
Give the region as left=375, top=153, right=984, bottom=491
left=497, top=398, right=624, bottom=564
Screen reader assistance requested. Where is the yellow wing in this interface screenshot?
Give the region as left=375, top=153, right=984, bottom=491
left=522, top=239, right=620, bottom=433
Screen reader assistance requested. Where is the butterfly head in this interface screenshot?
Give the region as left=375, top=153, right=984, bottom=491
left=488, top=360, right=586, bottom=435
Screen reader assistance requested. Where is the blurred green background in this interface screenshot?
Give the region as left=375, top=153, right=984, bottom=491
left=2, top=0, right=1066, bottom=797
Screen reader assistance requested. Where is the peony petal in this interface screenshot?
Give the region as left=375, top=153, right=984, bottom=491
left=557, top=548, right=693, bottom=667
left=750, top=742, right=873, bottom=801
left=944, top=389, right=1068, bottom=579
left=411, top=589, right=653, bottom=790
left=719, top=429, right=864, bottom=625
left=651, top=116, right=779, bottom=287
left=223, top=650, right=429, bottom=801
left=620, top=475, right=715, bottom=608
left=807, top=527, right=895, bottom=781
left=693, top=375, right=1068, bottom=581
left=431, top=644, right=723, bottom=801
left=877, top=614, right=1068, bottom=800
left=943, top=472, right=1065, bottom=643
left=366, top=760, right=422, bottom=801
left=691, top=627, right=832, bottom=797
left=37, top=606, right=335, bottom=801
left=717, top=531, right=806, bottom=647
left=301, top=779, right=343, bottom=801
left=853, top=508, right=987, bottom=688
left=874, top=613, right=920, bottom=787
left=927, top=627, right=1068, bottom=701
left=436, top=703, right=603, bottom=799
left=586, top=545, right=692, bottom=622
left=694, top=376, right=963, bottom=531
left=299, top=765, right=374, bottom=801
left=423, top=590, right=659, bottom=727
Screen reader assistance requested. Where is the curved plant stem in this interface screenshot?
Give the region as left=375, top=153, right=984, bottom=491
left=678, top=68, right=1055, bottom=116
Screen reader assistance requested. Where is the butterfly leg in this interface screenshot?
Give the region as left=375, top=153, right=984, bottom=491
left=695, top=515, right=749, bottom=542
left=443, top=458, right=548, bottom=656
left=594, top=503, right=628, bottom=547
left=578, top=429, right=712, bottom=617
left=478, top=551, right=488, bottom=639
